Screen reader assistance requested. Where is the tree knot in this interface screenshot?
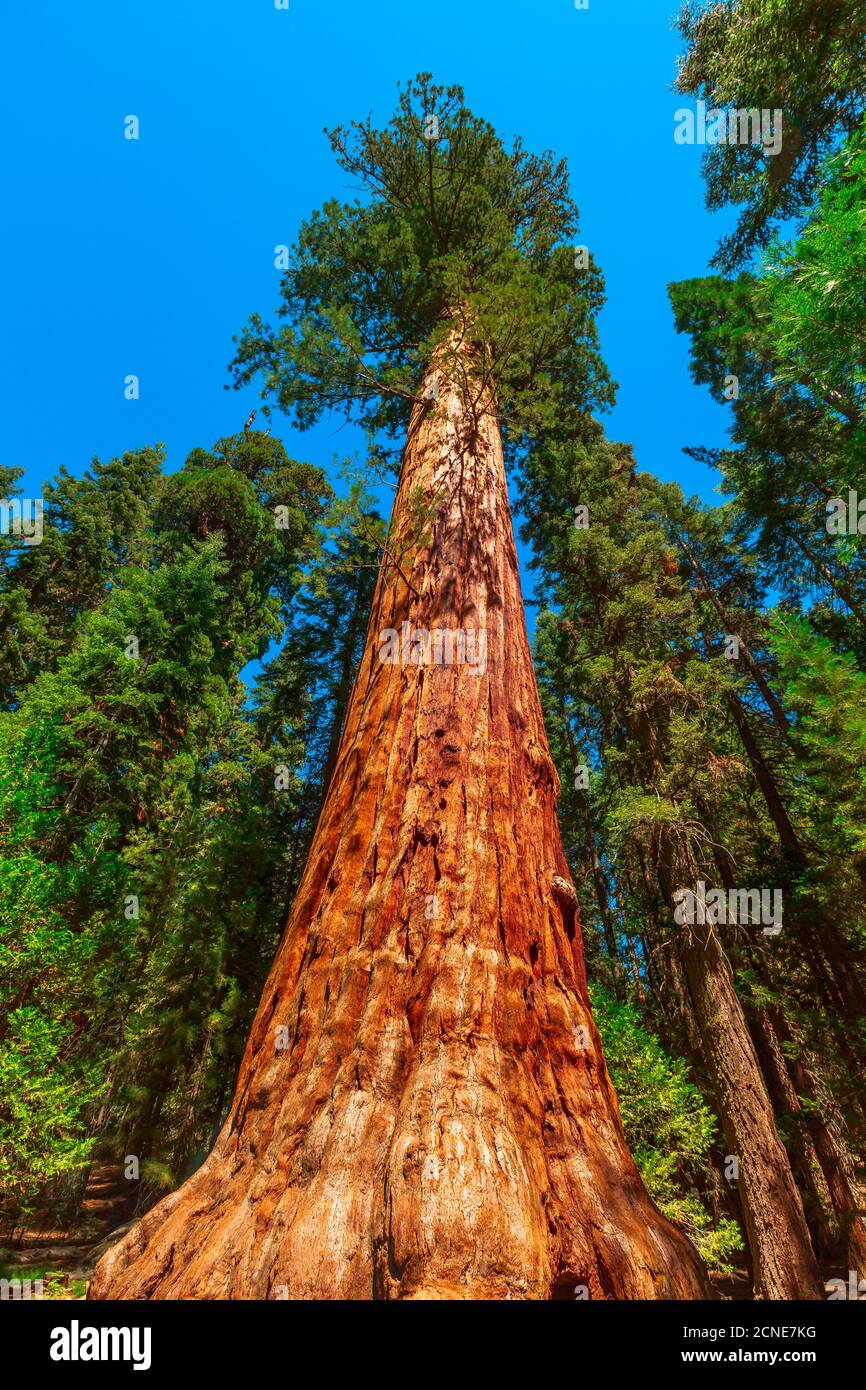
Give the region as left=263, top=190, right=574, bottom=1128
left=552, top=875, right=578, bottom=910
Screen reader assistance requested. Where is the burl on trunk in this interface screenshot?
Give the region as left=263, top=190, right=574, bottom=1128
left=90, top=334, right=708, bottom=1300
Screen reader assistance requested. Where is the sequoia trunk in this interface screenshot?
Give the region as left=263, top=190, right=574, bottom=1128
left=650, top=830, right=823, bottom=1300
left=90, top=332, right=707, bottom=1301
left=676, top=921, right=823, bottom=1299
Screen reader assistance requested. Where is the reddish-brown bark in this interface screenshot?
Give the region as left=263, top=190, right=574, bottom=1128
left=675, top=919, right=823, bottom=1299
left=90, top=334, right=708, bottom=1301
left=643, top=811, right=822, bottom=1300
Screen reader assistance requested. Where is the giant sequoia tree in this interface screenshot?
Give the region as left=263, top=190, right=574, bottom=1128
left=90, top=77, right=708, bottom=1300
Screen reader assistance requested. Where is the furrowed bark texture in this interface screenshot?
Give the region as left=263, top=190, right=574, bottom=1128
left=646, top=821, right=822, bottom=1300
left=677, top=923, right=823, bottom=1299
left=90, top=339, right=708, bottom=1301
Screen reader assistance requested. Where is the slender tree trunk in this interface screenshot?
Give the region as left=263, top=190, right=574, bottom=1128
left=613, top=694, right=819, bottom=1294
left=675, top=917, right=823, bottom=1298
left=723, top=685, right=866, bottom=1020
left=748, top=1007, right=837, bottom=1256
left=90, top=332, right=707, bottom=1301
left=633, top=843, right=703, bottom=1057
left=710, top=800, right=866, bottom=1266
left=555, top=691, right=624, bottom=991
left=672, top=523, right=794, bottom=743
left=576, top=787, right=623, bottom=983
left=649, top=825, right=823, bottom=1299
left=700, top=627, right=866, bottom=1025
left=700, top=799, right=838, bottom=1257
left=623, top=927, right=648, bottom=1004
left=787, top=528, right=866, bottom=626
left=768, top=1007, right=866, bottom=1278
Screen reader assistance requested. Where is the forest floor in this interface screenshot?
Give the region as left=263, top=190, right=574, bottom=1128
left=709, top=1265, right=755, bottom=1300
left=0, top=1167, right=838, bottom=1303
left=1, top=1163, right=137, bottom=1300
left=0, top=1213, right=763, bottom=1302
left=0, top=1241, right=768, bottom=1300
left=1, top=1227, right=129, bottom=1300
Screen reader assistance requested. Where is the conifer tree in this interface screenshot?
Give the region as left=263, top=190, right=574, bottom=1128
left=90, top=76, right=707, bottom=1302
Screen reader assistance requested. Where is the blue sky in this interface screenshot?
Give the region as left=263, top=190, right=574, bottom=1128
left=1, top=0, right=733, bottom=589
